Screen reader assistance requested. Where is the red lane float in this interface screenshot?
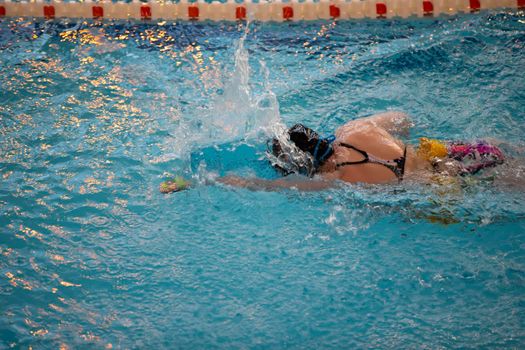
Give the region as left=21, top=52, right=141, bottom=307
left=236, top=6, right=247, bottom=20
left=423, top=1, right=434, bottom=16
left=376, top=3, right=387, bottom=19
left=92, top=5, right=103, bottom=19
left=43, top=5, right=55, bottom=19
left=188, top=5, right=199, bottom=19
left=140, top=5, right=151, bottom=20
left=283, top=6, right=293, bottom=20
left=329, top=4, right=340, bottom=19
left=469, top=0, right=481, bottom=12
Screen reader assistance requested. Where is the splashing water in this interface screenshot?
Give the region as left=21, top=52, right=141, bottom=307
left=163, top=24, right=283, bottom=162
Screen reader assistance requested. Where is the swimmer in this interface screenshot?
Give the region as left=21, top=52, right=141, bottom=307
left=218, top=111, right=513, bottom=191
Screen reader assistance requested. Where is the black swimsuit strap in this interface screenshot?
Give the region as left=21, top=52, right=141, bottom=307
left=335, top=142, right=407, bottom=181
left=337, top=142, right=369, bottom=159
left=394, top=146, right=407, bottom=180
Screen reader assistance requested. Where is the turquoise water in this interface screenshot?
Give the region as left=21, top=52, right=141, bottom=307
left=1, top=12, right=525, bottom=348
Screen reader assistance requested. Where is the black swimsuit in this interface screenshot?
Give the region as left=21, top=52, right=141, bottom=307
left=335, top=142, right=407, bottom=181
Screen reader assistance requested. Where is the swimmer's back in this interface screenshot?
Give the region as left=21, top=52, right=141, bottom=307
left=319, top=123, right=406, bottom=184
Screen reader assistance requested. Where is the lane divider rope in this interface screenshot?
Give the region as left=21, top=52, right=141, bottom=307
left=0, top=0, right=522, bottom=22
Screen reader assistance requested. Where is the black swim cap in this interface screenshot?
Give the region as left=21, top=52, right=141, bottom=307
left=270, top=124, right=334, bottom=176
left=289, top=124, right=334, bottom=164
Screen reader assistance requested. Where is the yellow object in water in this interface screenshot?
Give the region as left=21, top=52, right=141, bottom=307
left=418, top=137, right=448, bottom=160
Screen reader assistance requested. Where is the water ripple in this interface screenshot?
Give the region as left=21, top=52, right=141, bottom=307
left=1, top=11, right=525, bottom=349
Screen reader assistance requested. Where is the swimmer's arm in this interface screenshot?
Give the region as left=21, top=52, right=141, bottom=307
left=345, top=111, right=412, bottom=137
left=217, top=175, right=334, bottom=192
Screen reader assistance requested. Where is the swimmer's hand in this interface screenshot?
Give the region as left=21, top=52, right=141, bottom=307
left=160, top=176, right=191, bottom=194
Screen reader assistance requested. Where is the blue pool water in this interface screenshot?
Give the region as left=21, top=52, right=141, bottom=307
left=1, top=11, right=525, bottom=348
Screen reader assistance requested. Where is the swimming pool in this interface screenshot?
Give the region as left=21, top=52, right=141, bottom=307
left=1, top=10, right=525, bottom=348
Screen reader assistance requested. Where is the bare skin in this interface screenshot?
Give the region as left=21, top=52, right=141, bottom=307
left=318, top=111, right=429, bottom=184
left=220, top=112, right=432, bottom=190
